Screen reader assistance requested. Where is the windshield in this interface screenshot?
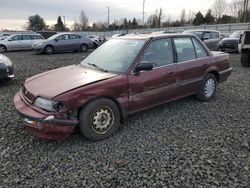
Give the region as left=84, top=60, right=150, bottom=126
left=80, top=39, right=145, bottom=73
left=229, top=31, right=243, bottom=38
left=47, top=33, right=62, bottom=40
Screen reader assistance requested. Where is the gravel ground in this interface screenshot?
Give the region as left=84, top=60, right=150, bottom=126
left=0, top=51, right=249, bottom=187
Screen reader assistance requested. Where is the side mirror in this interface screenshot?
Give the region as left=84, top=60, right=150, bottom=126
left=54, top=38, right=58, bottom=42
left=8, top=39, right=12, bottom=41
left=134, top=61, right=153, bottom=73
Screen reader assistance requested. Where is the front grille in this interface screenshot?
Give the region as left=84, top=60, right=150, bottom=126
left=22, top=87, right=35, bottom=104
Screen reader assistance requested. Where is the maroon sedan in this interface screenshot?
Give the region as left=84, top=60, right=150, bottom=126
left=14, top=33, right=232, bottom=141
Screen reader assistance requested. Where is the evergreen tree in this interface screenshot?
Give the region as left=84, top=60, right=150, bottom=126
left=193, top=11, right=205, bottom=25
left=54, top=16, right=65, bottom=31
left=204, top=9, right=215, bottom=24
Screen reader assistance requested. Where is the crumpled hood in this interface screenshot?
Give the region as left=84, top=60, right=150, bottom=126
left=24, top=65, right=118, bottom=99
left=221, top=38, right=239, bottom=43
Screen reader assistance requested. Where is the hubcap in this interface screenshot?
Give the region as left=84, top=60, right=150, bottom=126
left=204, top=78, right=215, bottom=98
left=92, top=106, right=114, bottom=134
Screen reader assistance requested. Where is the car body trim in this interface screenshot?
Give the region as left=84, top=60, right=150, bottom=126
left=219, top=67, right=232, bottom=75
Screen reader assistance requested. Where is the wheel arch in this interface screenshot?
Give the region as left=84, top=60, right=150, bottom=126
left=0, top=44, right=7, bottom=51
left=44, top=44, right=54, bottom=52
left=77, top=96, right=126, bottom=123
left=207, top=70, right=220, bottom=82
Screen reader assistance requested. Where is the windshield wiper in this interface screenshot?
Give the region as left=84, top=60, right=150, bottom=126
left=87, top=63, right=108, bottom=72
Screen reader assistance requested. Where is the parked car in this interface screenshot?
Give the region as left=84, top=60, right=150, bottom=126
left=238, top=30, right=250, bottom=67
left=87, top=35, right=103, bottom=48
left=0, top=33, right=11, bottom=40
left=32, top=33, right=94, bottom=54
left=219, top=30, right=244, bottom=53
left=14, top=33, right=232, bottom=141
left=0, top=34, right=44, bottom=52
left=0, top=54, right=14, bottom=80
left=183, top=30, right=221, bottom=51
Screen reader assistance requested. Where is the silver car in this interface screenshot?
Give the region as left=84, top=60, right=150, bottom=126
left=0, top=34, right=44, bottom=52
left=32, top=33, right=94, bottom=55
left=183, top=30, right=222, bottom=51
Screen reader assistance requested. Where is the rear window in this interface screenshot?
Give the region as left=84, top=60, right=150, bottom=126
left=174, top=37, right=196, bottom=62
left=192, top=38, right=208, bottom=58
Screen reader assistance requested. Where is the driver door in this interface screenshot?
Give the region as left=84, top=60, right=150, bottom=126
left=128, top=38, right=178, bottom=113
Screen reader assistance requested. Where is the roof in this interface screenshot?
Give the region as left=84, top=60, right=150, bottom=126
left=117, top=33, right=195, bottom=40
left=183, top=29, right=220, bottom=33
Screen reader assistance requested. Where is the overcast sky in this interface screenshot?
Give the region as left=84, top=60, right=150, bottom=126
left=0, top=0, right=230, bottom=30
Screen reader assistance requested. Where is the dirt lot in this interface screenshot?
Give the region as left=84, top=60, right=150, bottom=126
left=0, top=51, right=249, bottom=187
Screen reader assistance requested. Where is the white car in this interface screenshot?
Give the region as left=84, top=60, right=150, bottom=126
left=0, top=54, right=14, bottom=80
left=0, top=34, right=45, bottom=52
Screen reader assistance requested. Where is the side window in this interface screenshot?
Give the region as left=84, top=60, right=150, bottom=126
left=211, top=32, right=219, bottom=39
left=140, top=38, right=174, bottom=68
left=70, top=34, right=80, bottom=39
left=173, top=37, right=196, bottom=62
left=22, top=35, right=32, bottom=40
left=192, top=38, right=208, bottom=58
left=203, top=32, right=211, bottom=39
left=57, top=34, right=66, bottom=40
left=11, top=35, right=22, bottom=41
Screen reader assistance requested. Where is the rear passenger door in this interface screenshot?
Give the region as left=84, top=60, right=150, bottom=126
left=203, top=31, right=220, bottom=51
left=21, top=35, right=33, bottom=49
left=69, top=34, right=81, bottom=50
left=173, top=37, right=210, bottom=96
left=54, top=34, right=70, bottom=52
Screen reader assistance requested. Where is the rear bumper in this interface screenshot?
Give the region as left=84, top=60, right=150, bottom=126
left=14, top=92, right=77, bottom=140
left=219, top=67, right=232, bottom=83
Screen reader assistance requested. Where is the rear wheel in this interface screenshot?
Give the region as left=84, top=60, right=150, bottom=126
left=196, top=74, right=217, bottom=101
left=44, top=46, right=54, bottom=55
left=0, top=45, right=7, bottom=53
left=80, top=44, right=88, bottom=53
left=79, top=98, right=120, bottom=141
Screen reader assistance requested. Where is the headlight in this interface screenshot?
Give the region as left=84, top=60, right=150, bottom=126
left=34, top=97, right=64, bottom=112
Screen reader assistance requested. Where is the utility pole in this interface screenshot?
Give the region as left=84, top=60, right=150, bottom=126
left=63, top=16, right=66, bottom=26
left=142, top=0, right=146, bottom=25
left=107, top=7, right=110, bottom=29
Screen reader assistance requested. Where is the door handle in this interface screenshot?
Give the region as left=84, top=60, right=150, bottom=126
left=166, top=72, right=174, bottom=75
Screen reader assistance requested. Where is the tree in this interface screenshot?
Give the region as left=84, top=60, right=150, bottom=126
left=204, top=9, right=215, bottom=24
left=230, top=0, right=250, bottom=22
left=180, top=8, right=186, bottom=25
left=212, top=0, right=227, bottom=19
left=131, top=18, right=138, bottom=29
left=79, top=10, right=89, bottom=31
left=26, top=14, right=46, bottom=31
left=54, top=16, right=65, bottom=31
left=193, top=11, right=205, bottom=25
left=157, top=8, right=164, bottom=27
left=123, top=18, right=128, bottom=30
left=147, top=14, right=158, bottom=28
left=217, top=14, right=237, bottom=23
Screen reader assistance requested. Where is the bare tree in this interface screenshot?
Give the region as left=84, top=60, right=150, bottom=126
left=230, top=0, right=249, bottom=22
left=187, top=10, right=195, bottom=24
left=157, top=8, right=164, bottom=27
left=213, top=0, right=227, bottom=18
left=79, top=10, right=89, bottom=31
left=180, top=8, right=186, bottom=25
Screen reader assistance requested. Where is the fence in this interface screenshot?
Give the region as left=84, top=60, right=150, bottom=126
left=88, top=22, right=250, bottom=38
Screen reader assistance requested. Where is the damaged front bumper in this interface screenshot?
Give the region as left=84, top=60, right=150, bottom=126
left=14, top=92, right=78, bottom=140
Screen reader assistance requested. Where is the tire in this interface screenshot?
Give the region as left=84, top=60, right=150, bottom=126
left=0, top=45, right=7, bottom=53
left=79, top=98, right=120, bottom=141
left=44, top=46, right=54, bottom=55
left=241, top=52, right=250, bottom=67
left=80, top=44, right=88, bottom=53
left=196, top=74, right=217, bottom=102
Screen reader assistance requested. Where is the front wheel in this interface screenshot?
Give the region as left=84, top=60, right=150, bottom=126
left=44, top=46, right=54, bottom=55
left=196, top=74, right=217, bottom=101
left=80, top=44, right=88, bottom=53
left=79, top=98, right=120, bottom=141
left=0, top=45, right=7, bottom=53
